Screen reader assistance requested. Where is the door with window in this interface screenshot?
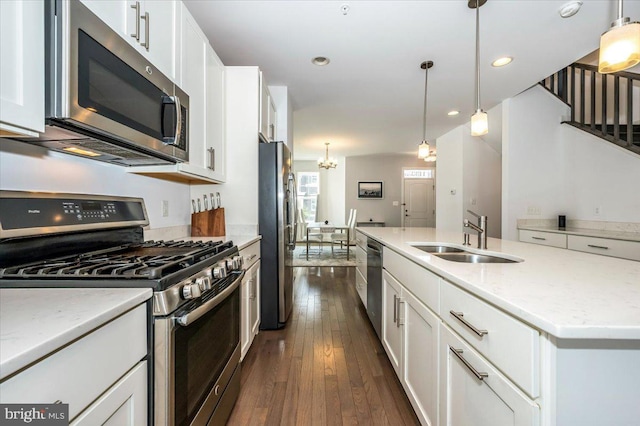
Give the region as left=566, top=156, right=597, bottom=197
left=402, top=169, right=435, bottom=227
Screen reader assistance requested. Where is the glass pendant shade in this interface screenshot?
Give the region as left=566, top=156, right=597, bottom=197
left=471, top=110, right=489, bottom=136
left=418, top=141, right=430, bottom=158
left=598, top=20, right=640, bottom=73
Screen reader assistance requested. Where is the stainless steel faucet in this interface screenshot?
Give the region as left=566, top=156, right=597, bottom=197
left=464, top=210, right=487, bottom=249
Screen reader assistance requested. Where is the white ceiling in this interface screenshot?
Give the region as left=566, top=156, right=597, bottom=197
left=183, top=0, right=639, bottom=160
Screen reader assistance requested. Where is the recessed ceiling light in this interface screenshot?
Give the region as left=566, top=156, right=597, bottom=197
left=558, top=1, right=582, bottom=18
left=447, top=110, right=460, bottom=116
left=312, top=56, right=330, bottom=66
left=492, top=56, right=513, bottom=67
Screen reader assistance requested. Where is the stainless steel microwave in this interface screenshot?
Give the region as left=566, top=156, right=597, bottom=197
left=14, top=0, right=189, bottom=166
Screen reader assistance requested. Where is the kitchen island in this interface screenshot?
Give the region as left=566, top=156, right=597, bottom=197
left=355, top=226, right=640, bottom=426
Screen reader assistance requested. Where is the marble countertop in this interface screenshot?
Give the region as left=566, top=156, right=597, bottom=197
left=356, top=227, right=640, bottom=340
left=0, top=288, right=152, bottom=380
left=518, top=225, right=640, bottom=243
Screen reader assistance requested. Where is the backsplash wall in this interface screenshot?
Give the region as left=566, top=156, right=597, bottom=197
left=0, top=139, right=191, bottom=231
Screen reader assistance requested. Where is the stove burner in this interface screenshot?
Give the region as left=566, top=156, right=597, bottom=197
left=0, top=239, right=233, bottom=280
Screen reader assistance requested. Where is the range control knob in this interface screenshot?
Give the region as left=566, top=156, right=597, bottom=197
left=182, top=282, right=202, bottom=300
left=225, top=257, right=235, bottom=271
left=232, top=255, right=243, bottom=270
left=213, top=262, right=227, bottom=278
left=195, top=276, right=212, bottom=292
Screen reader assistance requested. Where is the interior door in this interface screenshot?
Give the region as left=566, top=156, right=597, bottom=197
left=403, top=179, right=435, bottom=227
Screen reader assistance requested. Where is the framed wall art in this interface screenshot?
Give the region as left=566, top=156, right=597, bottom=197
left=357, top=181, right=383, bottom=199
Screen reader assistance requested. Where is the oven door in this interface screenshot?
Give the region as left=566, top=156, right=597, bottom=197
left=155, top=271, right=243, bottom=426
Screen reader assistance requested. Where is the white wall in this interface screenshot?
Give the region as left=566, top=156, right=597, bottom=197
left=435, top=124, right=502, bottom=238
left=0, top=139, right=191, bottom=229
left=346, top=154, right=426, bottom=227
left=502, top=84, right=640, bottom=241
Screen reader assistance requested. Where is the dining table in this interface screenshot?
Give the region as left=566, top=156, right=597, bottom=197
left=306, top=222, right=350, bottom=260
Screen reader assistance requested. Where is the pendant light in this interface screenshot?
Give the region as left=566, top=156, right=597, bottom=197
left=318, top=142, right=338, bottom=169
left=418, top=61, right=434, bottom=159
left=598, top=0, right=640, bottom=74
left=470, top=0, right=488, bottom=136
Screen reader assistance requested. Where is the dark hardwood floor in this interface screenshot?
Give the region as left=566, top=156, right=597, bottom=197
left=228, top=266, right=420, bottom=426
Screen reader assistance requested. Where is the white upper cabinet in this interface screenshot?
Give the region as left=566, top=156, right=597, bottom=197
left=80, top=0, right=178, bottom=81
left=130, top=3, right=226, bottom=183
left=259, top=73, right=277, bottom=142
left=0, top=0, right=44, bottom=136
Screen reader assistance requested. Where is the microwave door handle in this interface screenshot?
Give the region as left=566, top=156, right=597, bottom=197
left=173, top=95, right=182, bottom=146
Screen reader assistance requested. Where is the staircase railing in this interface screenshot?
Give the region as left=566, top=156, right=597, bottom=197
left=540, top=63, right=639, bottom=155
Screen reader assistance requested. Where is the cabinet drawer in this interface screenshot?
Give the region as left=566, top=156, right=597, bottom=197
left=440, top=281, right=539, bottom=398
left=439, top=323, right=540, bottom=426
left=355, top=268, right=367, bottom=308
left=519, top=229, right=567, bottom=248
left=383, top=248, right=439, bottom=314
left=0, top=305, right=147, bottom=421
left=568, top=235, right=640, bottom=261
left=356, top=245, right=367, bottom=280
left=355, top=230, right=367, bottom=250
left=240, top=240, right=261, bottom=268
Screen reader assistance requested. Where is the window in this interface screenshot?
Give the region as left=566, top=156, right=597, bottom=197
left=297, top=172, right=319, bottom=222
left=404, top=169, right=434, bottom=179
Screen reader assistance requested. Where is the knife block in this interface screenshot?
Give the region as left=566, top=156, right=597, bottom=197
left=191, top=208, right=225, bottom=237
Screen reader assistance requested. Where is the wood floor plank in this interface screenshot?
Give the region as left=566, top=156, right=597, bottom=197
left=228, top=266, right=419, bottom=426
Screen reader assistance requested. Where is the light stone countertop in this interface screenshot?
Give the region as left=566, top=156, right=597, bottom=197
left=356, top=227, right=640, bottom=340
left=0, top=288, right=152, bottom=380
left=518, top=225, right=640, bottom=243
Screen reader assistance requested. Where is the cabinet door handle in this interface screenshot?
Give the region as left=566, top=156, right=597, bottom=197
left=393, top=294, right=397, bottom=324
left=449, top=310, right=488, bottom=338
left=269, top=123, right=275, bottom=140
left=141, top=11, right=150, bottom=50
left=397, top=299, right=403, bottom=328
left=587, top=244, right=609, bottom=250
left=531, top=236, right=546, bottom=241
left=208, top=147, right=215, bottom=170
left=130, top=1, right=141, bottom=41
left=449, top=347, right=488, bottom=381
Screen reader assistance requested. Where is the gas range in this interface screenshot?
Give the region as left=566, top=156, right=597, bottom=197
left=0, top=190, right=242, bottom=316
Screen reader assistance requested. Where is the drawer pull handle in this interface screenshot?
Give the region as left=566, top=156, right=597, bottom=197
left=393, top=294, right=398, bottom=324
left=450, top=347, right=488, bottom=381
left=450, top=311, right=488, bottom=337
left=247, top=254, right=257, bottom=260
left=587, top=244, right=609, bottom=250
left=531, top=236, right=546, bottom=241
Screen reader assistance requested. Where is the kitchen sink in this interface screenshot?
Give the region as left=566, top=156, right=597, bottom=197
left=413, top=245, right=466, bottom=253
left=432, top=253, right=521, bottom=263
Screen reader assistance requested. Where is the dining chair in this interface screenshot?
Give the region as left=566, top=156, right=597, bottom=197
left=298, top=209, right=323, bottom=256
left=330, top=209, right=357, bottom=256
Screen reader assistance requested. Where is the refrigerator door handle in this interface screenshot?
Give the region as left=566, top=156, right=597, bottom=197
left=287, top=172, right=298, bottom=249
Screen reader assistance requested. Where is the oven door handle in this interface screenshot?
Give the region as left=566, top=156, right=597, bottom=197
left=177, top=270, right=245, bottom=327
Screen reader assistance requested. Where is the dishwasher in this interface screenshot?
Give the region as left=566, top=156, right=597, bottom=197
left=366, top=237, right=382, bottom=338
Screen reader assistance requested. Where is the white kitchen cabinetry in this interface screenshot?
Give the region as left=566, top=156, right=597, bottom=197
left=0, top=0, right=44, bottom=136
left=439, top=324, right=539, bottom=426
left=382, top=270, right=438, bottom=426
left=80, top=0, right=177, bottom=81
left=131, top=4, right=226, bottom=184
left=518, top=229, right=567, bottom=248
left=259, top=73, right=277, bottom=142
left=0, top=304, right=148, bottom=423
left=567, top=234, right=640, bottom=261
left=240, top=240, right=261, bottom=360
left=355, top=231, right=367, bottom=307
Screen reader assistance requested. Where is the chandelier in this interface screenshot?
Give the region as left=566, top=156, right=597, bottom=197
left=318, top=142, right=337, bottom=169
left=418, top=60, right=434, bottom=159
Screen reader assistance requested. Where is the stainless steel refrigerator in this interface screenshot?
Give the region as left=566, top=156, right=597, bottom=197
left=259, top=141, right=297, bottom=330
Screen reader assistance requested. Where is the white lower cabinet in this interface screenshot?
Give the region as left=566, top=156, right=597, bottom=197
left=439, top=323, right=539, bottom=426
left=382, top=271, right=438, bottom=426
left=0, top=304, right=148, bottom=423
left=71, top=361, right=147, bottom=426
left=240, top=241, right=261, bottom=361
left=355, top=267, right=367, bottom=308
